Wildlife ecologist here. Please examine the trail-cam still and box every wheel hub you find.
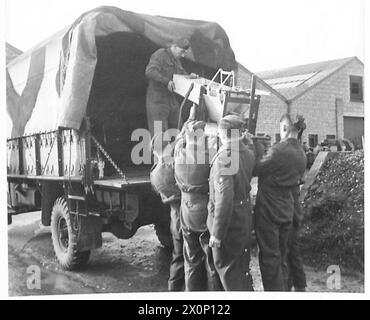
[57,216,69,252]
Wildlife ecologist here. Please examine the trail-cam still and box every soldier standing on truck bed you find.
[201,114,255,291]
[145,38,190,136]
[253,113,307,291]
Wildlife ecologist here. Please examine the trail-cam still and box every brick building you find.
[235,57,364,148]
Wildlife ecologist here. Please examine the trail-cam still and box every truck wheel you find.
[51,197,90,270]
[154,221,173,249]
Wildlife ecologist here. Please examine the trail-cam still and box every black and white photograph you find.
[1,0,367,300]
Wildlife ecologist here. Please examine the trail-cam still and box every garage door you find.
[343,116,364,149]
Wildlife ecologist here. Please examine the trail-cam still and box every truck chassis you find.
[7,124,170,270]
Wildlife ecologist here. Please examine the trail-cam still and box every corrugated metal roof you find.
[236,61,289,104]
[256,57,363,101]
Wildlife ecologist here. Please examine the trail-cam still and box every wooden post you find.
[84,117,93,191]
[254,95,261,133]
[35,134,41,175]
[18,137,24,175]
[335,98,344,140]
[57,129,64,176]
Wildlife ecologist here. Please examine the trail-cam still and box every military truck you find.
[6,6,238,270]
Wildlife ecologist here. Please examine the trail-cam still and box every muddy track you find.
[8,211,363,296]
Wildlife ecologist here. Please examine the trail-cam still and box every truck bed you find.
[8,167,152,189]
[93,167,151,189]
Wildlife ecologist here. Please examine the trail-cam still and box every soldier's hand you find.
[242,131,254,144]
[189,121,206,132]
[209,236,221,248]
[167,80,176,92]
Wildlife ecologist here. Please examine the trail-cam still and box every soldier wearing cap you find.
[253,113,307,291]
[145,38,190,135]
[200,114,255,291]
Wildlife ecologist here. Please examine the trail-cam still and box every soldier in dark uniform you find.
[145,38,190,136]
[201,114,255,291]
[285,118,308,291]
[287,184,307,291]
[253,113,307,291]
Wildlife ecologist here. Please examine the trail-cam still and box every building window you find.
[256,133,265,137]
[350,75,363,102]
[309,134,318,148]
[275,133,281,142]
[326,134,335,140]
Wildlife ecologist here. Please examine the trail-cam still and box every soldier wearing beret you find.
[201,114,255,291]
[145,38,190,136]
[253,113,307,291]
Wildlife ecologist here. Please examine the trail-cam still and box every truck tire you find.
[154,221,173,249]
[51,197,90,270]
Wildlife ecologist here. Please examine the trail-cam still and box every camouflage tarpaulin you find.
[6,6,235,138]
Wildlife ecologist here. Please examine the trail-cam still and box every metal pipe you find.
[177,83,194,130]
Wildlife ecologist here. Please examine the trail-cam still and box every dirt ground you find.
[8,211,364,296]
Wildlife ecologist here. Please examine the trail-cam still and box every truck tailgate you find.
[93,167,151,189]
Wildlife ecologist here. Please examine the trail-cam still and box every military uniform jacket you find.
[207,139,255,248]
[174,128,210,233]
[253,137,307,224]
[145,48,187,111]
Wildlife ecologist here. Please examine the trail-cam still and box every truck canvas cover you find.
[6,6,236,139]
